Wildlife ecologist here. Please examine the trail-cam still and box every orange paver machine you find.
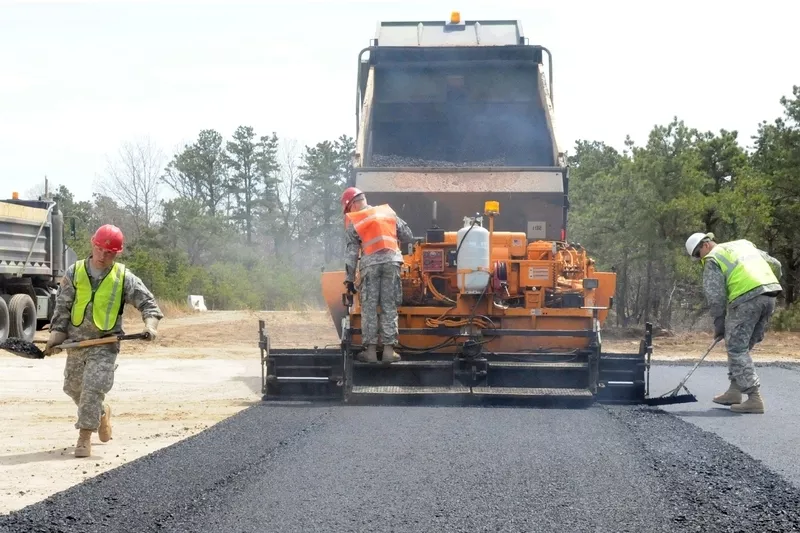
[258,13,653,405]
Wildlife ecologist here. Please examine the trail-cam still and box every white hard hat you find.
[685,232,714,258]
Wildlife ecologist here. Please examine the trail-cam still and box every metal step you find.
[353,360,452,368]
[349,385,593,399]
[267,375,339,383]
[471,387,593,398]
[351,385,470,394]
[488,361,588,370]
[353,360,587,369]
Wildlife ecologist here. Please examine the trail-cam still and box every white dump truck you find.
[0,193,77,342]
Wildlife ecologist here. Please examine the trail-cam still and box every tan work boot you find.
[75,429,92,458]
[712,380,742,406]
[731,387,765,414]
[99,404,112,442]
[382,344,400,364]
[356,344,378,363]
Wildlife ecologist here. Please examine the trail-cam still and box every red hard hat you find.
[91,224,124,253]
[341,187,364,213]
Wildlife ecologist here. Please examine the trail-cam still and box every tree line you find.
[30,84,800,331]
[567,85,800,331]
[40,126,354,311]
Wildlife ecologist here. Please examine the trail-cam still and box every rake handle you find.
[56,332,150,350]
[670,337,721,393]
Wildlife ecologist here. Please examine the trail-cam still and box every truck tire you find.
[9,293,37,342]
[0,297,9,342]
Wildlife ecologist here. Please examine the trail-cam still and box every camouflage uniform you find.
[50,258,163,430]
[345,215,414,346]
[703,248,782,391]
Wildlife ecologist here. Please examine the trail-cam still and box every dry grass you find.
[122,299,197,322]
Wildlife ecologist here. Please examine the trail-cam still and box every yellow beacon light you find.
[450,11,461,24]
[484,201,499,215]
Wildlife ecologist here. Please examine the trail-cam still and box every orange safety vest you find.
[345,204,400,255]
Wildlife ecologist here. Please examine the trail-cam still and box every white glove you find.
[144,317,159,341]
[44,330,68,356]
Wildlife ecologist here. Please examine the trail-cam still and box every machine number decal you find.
[527,221,547,239]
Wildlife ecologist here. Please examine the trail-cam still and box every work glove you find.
[713,316,725,342]
[344,280,357,294]
[43,330,68,356]
[143,317,159,341]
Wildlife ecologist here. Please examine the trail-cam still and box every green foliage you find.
[569,88,800,331]
[52,128,355,312]
[49,84,800,326]
[771,303,800,332]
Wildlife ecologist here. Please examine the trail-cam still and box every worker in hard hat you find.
[43,224,163,457]
[341,187,415,363]
[685,232,782,414]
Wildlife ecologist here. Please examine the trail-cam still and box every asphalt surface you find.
[2,364,800,533]
[650,363,800,488]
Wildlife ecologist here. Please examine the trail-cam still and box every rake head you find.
[643,392,698,406]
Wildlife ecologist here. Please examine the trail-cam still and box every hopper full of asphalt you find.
[370,154,507,167]
[2,402,800,533]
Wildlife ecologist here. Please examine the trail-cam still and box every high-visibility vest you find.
[703,240,780,303]
[345,204,400,255]
[71,259,127,331]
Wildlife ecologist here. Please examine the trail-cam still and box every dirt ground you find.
[0,308,798,515]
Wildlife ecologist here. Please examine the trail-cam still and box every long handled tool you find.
[0,332,151,359]
[644,337,721,406]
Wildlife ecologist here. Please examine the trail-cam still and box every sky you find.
[0,0,798,202]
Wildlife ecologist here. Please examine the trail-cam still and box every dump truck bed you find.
[0,200,61,279]
[353,19,564,238]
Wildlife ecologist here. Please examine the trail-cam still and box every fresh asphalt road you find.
[649,362,800,487]
[2,362,800,533]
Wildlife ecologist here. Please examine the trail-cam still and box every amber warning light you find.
[450,11,460,24]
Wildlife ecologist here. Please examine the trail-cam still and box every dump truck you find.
[0,192,76,342]
[258,14,654,405]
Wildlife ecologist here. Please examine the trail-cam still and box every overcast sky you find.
[1,0,797,202]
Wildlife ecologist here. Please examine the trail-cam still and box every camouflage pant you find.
[63,345,118,431]
[359,262,402,346]
[725,294,776,391]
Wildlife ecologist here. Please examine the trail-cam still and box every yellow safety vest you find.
[703,240,779,303]
[71,259,127,331]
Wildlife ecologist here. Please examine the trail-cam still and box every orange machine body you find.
[322,223,616,354]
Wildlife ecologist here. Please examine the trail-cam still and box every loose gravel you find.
[604,405,800,532]
[371,154,507,167]
[2,403,799,533]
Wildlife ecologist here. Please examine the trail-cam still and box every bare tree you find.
[22,176,57,201]
[97,137,165,237]
[273,138,304,258]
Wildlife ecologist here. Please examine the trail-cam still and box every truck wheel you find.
[9,294,37,342]
[0,297,9,342]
